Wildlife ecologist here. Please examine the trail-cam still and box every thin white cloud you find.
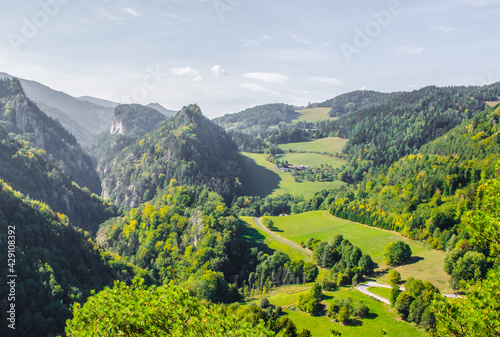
[170,67,203,82]
[244,72,289,84]
[289,33,310,44]
[310,77,342,85]
[288,89,310,95]
[463,0,499,6]
[239,83,278,96]
[211,65,228,76]
[95,7,120,20]
[429,26,456,33]
[123,7,141,17]
[397,45,424,55]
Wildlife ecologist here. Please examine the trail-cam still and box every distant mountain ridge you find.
[147,102,176,116]
[0,72,176,147]
[78,95,120,108]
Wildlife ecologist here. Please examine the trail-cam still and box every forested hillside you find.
[317,90,397,117]
[0,180,134,336]
[100,104,243,208]
[0,128,117,232]
[98,182,244,302]
[262,84,500,182]
[0,78,102,194]
[432,167,500,335]
[325,105,500,242]
[91,103,170,177]
[214,103,298,135]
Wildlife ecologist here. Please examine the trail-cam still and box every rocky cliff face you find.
[99,105,243,209]
[110,104,168,137]
[110,119,124,135]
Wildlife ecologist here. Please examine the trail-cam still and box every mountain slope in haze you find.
[213,103,298,135]
[317,90,399,117]
[0,72,114,146]
[147,102,176,117]
[100,104,243,208]
[0,78,102,194]
[78,95,120,108]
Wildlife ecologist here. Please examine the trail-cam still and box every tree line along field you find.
[245,285,425,337]
[260,211,451,293]
[240,152,345,199]
[278,137,349,155]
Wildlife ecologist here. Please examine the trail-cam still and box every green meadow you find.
[239,216,312,262]
[293,107,334,123]
[240,152,344,199]
[247,285,424,337]
[367,287,392,300]
[264,211,451,293]
[278,152,345,168]
[278,137,349,155]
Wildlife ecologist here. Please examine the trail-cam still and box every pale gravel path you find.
[253,218,312,256]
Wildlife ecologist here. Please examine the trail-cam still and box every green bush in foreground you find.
[65,279,277,336]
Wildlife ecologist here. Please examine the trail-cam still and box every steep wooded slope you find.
[101,105,243,208]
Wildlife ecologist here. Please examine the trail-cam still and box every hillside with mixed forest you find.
[0,78,102,193]
[99,104,244,208]
[0,179,133,336]
[1,74,500,336]
[317,90,398,117]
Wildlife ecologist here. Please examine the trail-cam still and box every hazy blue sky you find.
[1,0,499,117]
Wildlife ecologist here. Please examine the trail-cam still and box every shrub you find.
[388,270,401,286]
[384,241,412,266]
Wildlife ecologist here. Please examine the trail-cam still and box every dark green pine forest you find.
[1,76,500,336]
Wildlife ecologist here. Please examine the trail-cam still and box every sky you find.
[0,0,499,118]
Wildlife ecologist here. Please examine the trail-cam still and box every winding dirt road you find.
[253,218,461,302]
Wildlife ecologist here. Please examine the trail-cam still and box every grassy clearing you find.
[247,286,424,337]
[293,107,334,123]
[278,152,345,168]
[368,287,392,300]
[240,152,345,199]
[239,216,312,262]
[278,137,348,155]
[266,211,452,293]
